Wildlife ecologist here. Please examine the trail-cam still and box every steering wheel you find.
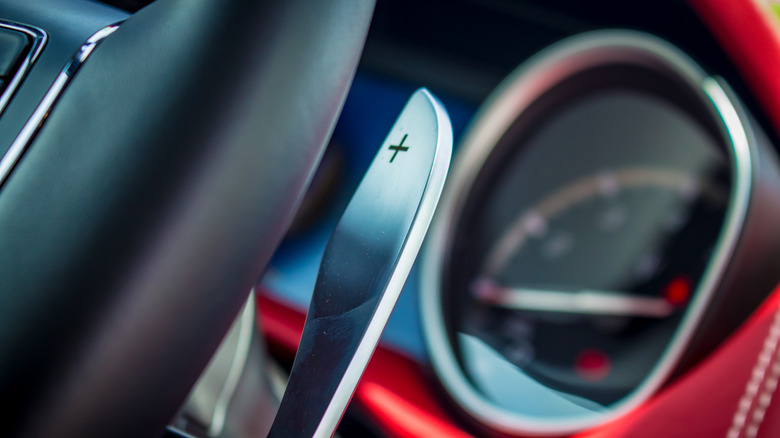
[0,0,375,437]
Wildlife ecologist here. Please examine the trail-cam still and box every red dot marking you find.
[575,349,611,381]
[664,275,691,306]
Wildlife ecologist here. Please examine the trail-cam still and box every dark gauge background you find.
[442,66,731,412]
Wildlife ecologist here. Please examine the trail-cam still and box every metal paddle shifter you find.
[267,89,453,437]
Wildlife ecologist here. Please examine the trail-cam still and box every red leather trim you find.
[256,294,304,360]
[577,286,780,438]
[354,348,474,438]
[687,0,780,133]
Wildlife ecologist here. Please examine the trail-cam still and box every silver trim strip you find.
[0,24,119,189]
[0,21,46,117]
[420,30,754,435]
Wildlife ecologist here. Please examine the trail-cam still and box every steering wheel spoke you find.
[0,1,374,437]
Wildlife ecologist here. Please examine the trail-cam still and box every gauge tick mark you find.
[389,134,410,163]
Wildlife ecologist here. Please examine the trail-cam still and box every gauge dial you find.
[421,31,753,436]
[443,87,731,416]
[464,167,727,405]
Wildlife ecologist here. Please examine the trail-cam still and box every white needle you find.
[473,279,677,318]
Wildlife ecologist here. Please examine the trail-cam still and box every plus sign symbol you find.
[388,133,410,163]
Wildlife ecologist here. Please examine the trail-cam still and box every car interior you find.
[2,0,780,437]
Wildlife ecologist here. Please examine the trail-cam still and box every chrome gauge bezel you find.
[420,30,754,435]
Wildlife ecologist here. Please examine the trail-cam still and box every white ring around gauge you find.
[420,29,754,435]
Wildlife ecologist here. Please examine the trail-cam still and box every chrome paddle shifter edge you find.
[267,88,453,438]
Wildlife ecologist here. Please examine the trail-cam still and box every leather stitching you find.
[745,319,780,438]
[727,305,780,438]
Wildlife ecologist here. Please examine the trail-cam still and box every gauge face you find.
[463,166,727,407]
[447,88,730,414]
[422,33,743,435]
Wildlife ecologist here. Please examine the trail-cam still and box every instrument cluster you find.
[420,31,780,435]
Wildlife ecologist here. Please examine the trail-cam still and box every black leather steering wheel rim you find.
[0,1,374,437]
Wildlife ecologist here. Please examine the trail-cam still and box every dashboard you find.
[1,0,780,437]
[260,0,780,436]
